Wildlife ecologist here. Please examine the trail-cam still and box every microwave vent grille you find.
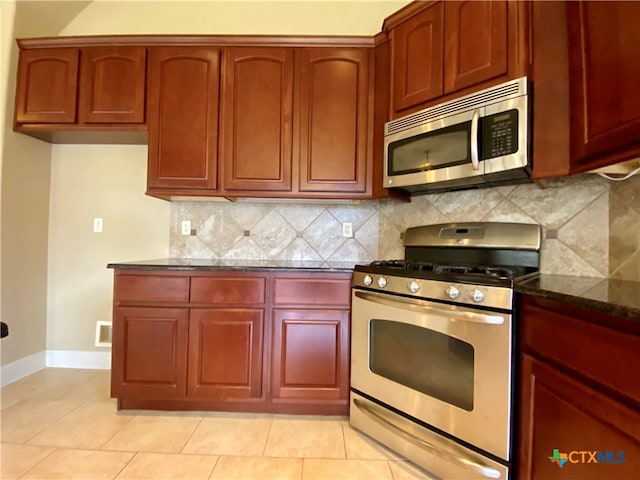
[385,77,526,136]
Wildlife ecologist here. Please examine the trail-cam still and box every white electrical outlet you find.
[342,222,353,238]
[181,220,191,235]
[93,217,103,233]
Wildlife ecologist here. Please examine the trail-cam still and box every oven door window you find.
[387,122,471,175]
[369,319,474,411]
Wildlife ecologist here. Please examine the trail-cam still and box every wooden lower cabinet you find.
[188,308,264,400]
[111,306,189,399]
[271,309,349,403]
[517,295,640,479]
[518,354,640,480]
[110,269,351,414]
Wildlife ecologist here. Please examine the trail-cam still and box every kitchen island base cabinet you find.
[110,269,351,415]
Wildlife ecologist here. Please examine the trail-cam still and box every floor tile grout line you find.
[178,412,208,454]
[11,444,58,480]
[340,418,349,460]
[110,450,138,480]
[260,414,275,457]
[206,454,221,480]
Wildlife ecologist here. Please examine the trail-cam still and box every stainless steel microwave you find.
[384,77,531,194]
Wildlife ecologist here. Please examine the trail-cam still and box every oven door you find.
[350,288,513,461]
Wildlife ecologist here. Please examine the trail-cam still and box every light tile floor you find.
[1,368,432,479]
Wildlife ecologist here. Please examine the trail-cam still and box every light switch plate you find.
[93,218,103,233]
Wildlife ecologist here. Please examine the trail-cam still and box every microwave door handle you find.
[471,109,480,170]
[354,291,504,325]
[353,398,502,479]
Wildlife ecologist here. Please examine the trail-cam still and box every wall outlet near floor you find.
[181,220,191,235]
[342,222,353,238]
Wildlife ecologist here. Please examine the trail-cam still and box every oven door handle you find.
[353,398,502,479]
[354,291,504,325]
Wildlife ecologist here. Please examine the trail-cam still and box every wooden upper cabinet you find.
[15,48,79,124]
[298,48,371,193]
[220,47,294,192]
[146,47,220,192]
[15,46,146,126]
[566,1,640,170]
[443,0,508,94]
[386,0,526,118]
[78,46,146,124]
[390,2,444,112]
[531,1,640,178]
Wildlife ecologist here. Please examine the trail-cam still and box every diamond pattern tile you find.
[169,173,639,280]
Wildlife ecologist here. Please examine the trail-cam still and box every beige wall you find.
[1,1,93,368]
[1,1,52,366]
[47,145,169,351]
[61,0,409,36]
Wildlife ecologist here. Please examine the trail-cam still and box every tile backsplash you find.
[170,173,639,280]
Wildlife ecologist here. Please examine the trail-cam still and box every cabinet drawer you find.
[190,276,266,304]
[114,274,189,303]
[273,277,351,306]
[520,299,640,405]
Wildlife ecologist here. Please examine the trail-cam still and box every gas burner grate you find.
[365,260,530,280]
[432,264,528,279]
[369,260,407,268]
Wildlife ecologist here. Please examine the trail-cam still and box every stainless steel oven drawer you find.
[350,392,508,480]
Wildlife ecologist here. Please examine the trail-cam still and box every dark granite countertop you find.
[516,274,640,322]
[107,258,356,273]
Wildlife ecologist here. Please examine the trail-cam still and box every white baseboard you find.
[46,350,111,370]
[1,350,111,386]
[1,351,46,386]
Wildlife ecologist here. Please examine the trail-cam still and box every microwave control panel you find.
[480,109,519,160]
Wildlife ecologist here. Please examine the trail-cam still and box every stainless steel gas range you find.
[350,222,542,480]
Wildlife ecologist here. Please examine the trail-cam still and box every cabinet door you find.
[78,46,146,124]
[220,47,294,192]
[271,309,349,401]
[298,48,371,193]
[518,354,640,479]
[444,0,508,94]
[111,307,188,398]
[567,1,640,169]
[390,2,444,113]
[188,308,264,399]
[15,48,78,124]
[147,47,220,191]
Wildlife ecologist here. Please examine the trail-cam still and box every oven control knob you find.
[363,274,373,286]
[471,288,485,303]
[445,285,460,299]
[377,276,388,288]
[408,281,420,293]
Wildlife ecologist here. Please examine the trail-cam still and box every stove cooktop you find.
[356,260,537,287]
[369,260,532,279]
